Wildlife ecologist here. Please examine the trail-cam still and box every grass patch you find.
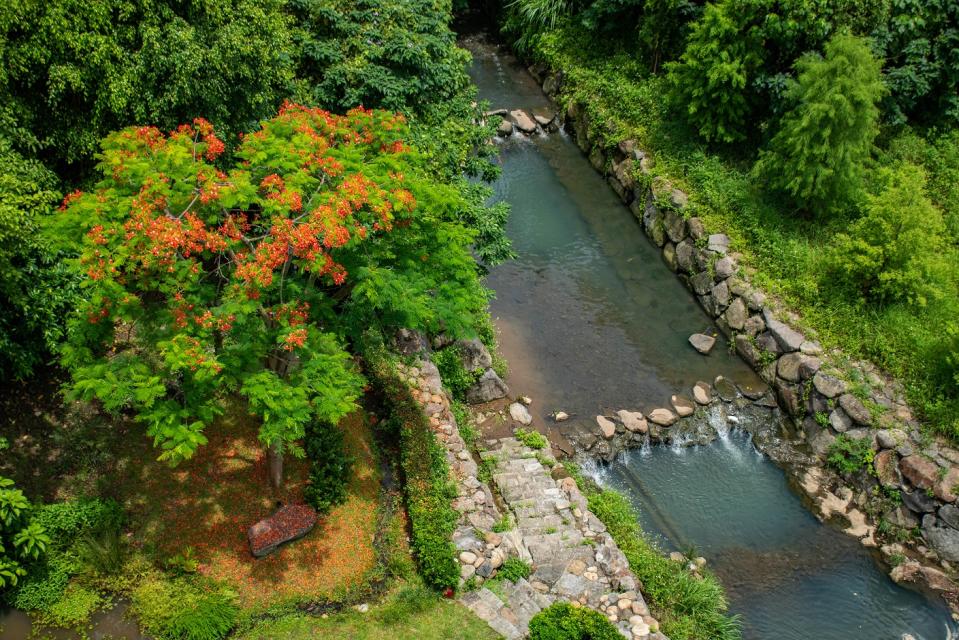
[112,407,380,610]
[527,25,959,441]
[514,428,548,450]
[565,464,740,640]
[237,583,499,640]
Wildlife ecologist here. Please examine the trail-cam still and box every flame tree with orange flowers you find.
[52,103,488,490]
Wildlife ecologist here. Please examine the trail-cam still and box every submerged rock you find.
[713,376,738,402]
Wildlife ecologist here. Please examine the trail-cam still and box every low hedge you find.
[528,602,622,640]
[362,338,459,591]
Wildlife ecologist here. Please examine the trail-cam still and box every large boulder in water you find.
[248,504,318,558]
[466,368,509,404]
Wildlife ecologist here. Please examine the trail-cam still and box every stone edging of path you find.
[492,49,959,611]
[395,356,667,640]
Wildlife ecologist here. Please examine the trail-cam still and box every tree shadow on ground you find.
[1,372,382,610]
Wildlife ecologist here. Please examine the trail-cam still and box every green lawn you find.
[239,585,499,640]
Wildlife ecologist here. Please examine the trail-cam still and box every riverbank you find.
[460,30,959,625]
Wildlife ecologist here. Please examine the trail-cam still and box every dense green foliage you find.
[507,0,957,129]
[828,163,947,306]
[303,421,354,514]
[1,0,511,386]
[665,2,762,143]
[0,0,296,174]
[0,477,49,591]
[755,34,885,214]
[0,140,77,379]
[363,339,459,591]
[8,498,121,611]
[130,575,239,640]
[527,601,624,640]
[290,0,471,114]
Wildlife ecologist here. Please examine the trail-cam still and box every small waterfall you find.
[580,457,610,487]
[670,433,692,453]
[639,434,652,457]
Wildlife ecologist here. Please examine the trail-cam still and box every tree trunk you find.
[267,441,284,491]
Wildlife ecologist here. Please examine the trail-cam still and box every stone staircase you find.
[459,438,667,640]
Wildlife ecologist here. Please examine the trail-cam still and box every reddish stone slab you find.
[248,503,318,558]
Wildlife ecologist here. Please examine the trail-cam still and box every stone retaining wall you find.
[519,59,959,611]
[394,353,667,639]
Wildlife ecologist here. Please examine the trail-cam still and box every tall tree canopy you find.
[0,139,77,379]
[754,33,885,214]
[53,105,488,487]
[0,0,295,174]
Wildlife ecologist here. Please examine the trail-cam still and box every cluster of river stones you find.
[487,108,559,138]
[393,347,668,640]
[509,57,959,610]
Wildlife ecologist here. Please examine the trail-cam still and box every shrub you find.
[515,428,548,450]
[303,421,353,515]
[130,576,238,640]
[827,163,948,307]
[754,34,885,215]
[433,346,479,400]
[37,583,103,629]
[496,558,532,582]
[528,602,623,640]
[0,476,50,593]
[362,338,459,591]
[10,498,122,610]
[827,434,876,475]
[666,1,764,144]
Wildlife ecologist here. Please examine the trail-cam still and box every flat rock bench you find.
[248,503,318,558]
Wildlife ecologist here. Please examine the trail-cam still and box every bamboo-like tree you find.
[755,33,885,215]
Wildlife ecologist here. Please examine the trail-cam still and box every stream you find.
[466,35,958,640]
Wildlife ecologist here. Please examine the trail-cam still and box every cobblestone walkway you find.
[398,358,665,639]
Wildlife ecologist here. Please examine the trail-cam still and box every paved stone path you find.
[398,358,666,639]
[460,438,666,639]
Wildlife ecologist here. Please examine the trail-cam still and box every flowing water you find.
[596,433,955,640]
[465,36,958,640]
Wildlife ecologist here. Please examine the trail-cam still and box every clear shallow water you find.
[466,36,958,640]
[482,118,761,426]
[594,433,957,640]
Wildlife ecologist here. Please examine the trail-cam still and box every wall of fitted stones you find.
[526,64,959,579]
